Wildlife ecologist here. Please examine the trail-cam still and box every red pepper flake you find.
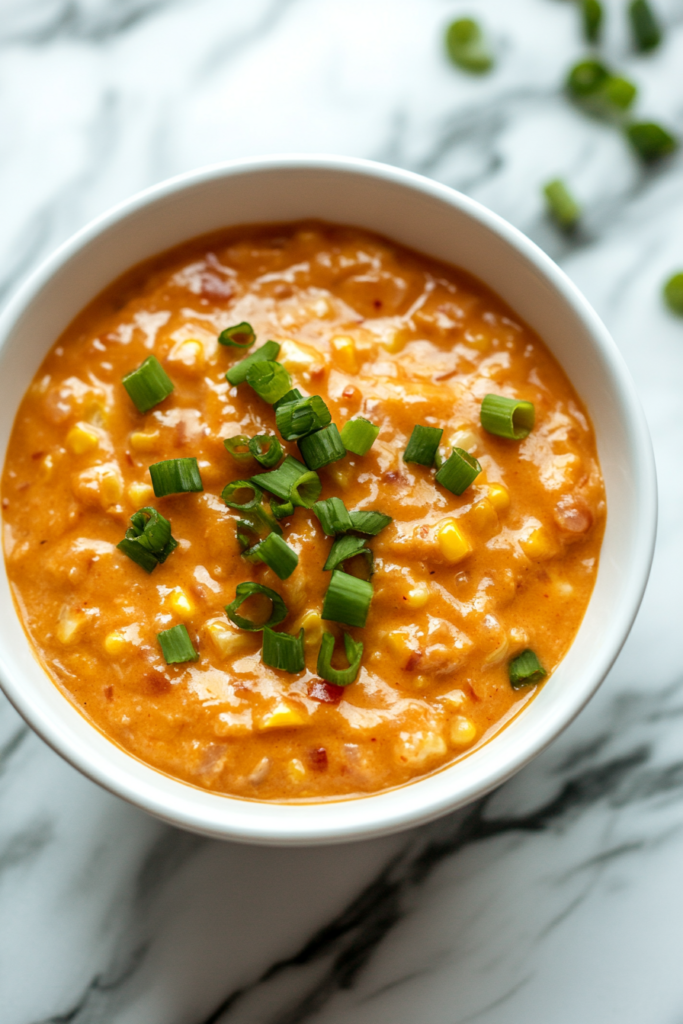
[308,680,345,704]
[308,747,328,770]
[104,685,114,702]
[30,451,45,460]
[404,650,423,672]
[147,671,172,695]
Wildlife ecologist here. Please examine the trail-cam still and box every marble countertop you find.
[1,0,682,1021]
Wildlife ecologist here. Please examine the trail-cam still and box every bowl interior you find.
[0,158,655,844]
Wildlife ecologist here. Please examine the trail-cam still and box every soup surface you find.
[2,222,605,800]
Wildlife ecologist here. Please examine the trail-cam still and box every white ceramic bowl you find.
[0,156,656,845]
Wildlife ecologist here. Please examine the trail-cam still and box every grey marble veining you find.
[1,1,682,1022]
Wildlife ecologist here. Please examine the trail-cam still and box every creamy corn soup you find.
[2,222,605,800]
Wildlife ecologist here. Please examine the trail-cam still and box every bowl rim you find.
[0,154,657,844]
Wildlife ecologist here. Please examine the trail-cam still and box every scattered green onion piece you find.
[276,395,331,440]
[149,457,203,497]
[224,435,254,466]
[248,434,283,468]
[122,355,174,414]
[581,0,603,44]
[313,497,353,536]
[602,75,637,112]
[340,417,380,456]
[252,455,309,500]
[543,179,581,231]
[445,18,494,74]
[626,122,677,162]
[628,0,661,52]
[348,510,392,536]
[116,539,160,573]
[246,360,292,405]
[247,532,299,580]
[663,272,683,315]
[509,649,547,689]
[225,581,288,631]
[480,394,535,440]
[262,626,305,674]
[217,321,256,349]
[221,479,264,511]
[238,504,283,537]
[158,624,198,664]
[435,447,482,496]
[236,518,262,554]
[403,424,443,467]
[566,59,608,98]
[323,534,373,576]
[273,387,303,410]
[317,631,364,687]
[271,498,295,520]
[322,569,373,628]
[226,340,280,387]
[290,470,322,509]
[298,424,346,470]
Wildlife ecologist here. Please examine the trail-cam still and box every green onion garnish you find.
[313,497,353,536]
[224,435,253,466]
[246,360,292,405]
[116,506,178,573]
[158,624,198,665]
[248,434,283,468]
[317,631,364,687]
[252,455,309,500]
[247,533,299,580]
[271,498,295,520]
[543,179,581,231]
[566,59,608,98]
[273,387,303,410]
[237,503,282,538]
[298,424,346,470]
[221,479,264,511]
[290,470,322,508]
[225,581,288,631]
[226,340,280,386]
[509,649,547,689]
[626,122,677,163]
[348,510,392,535]
[262,626,305,674]
[322,569,373,628]
[602,76,637,112]
[149,457,203,497]
[403,424,443,467]
[323,534,373,576]
[445,18,494,74]
[218,321,256,349]
[480,394,535,440]
[582,0,602,43]
[664,272,683,315]
[628,0,661,52]
[340,417,380,456]
[122,355,174,414]
[276,395,331,440]
[435,447,482,496]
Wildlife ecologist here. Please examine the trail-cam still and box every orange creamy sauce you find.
[2,222,605,801]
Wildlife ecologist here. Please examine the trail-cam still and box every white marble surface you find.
[1,0,682,1021]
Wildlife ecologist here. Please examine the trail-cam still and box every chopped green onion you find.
[225,581,288,631]
[509,649,547,689]
[246,360,292,405]
[236,518,263,554]
[403,424,443,467]
[543,179,581,230]
[116,538,160,573]
[313,497,353,536]
[298,424,346,470]
[238,503,282,537]
[149,457,203,496]
[323,534,373,576]
[221,479,264,511]
[480,394,535,440]
[317,631,364,687]
[628,0,661,52]
[218,321,256,349]
[566,59,608,98]
[581,0,603,44]
[158,624,198,664]
[252,455,309,500]
[348,510,392,535]
[224,435,253,465]
[122,355,174,414]
[435,447,482,496]
[276,395,331,440]
[117,506,178,572]
[626,122,677,162]
[322,569,373,628]
[290,470,322,508]
[664,272,683,315]
[226,340,280,386]
[249,434,283,468]
[271,498,294,520]
[567,60,637,119]
[273,388,303,410]
[262,626,305,673]
[247,532,299,580]
[340,417,379,456]
[445,18,494,74]
[602,75,637,112]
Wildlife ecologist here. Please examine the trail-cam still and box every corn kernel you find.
[258,703,307,731]
[487,484,510,511]
[381,328,408,354]
[468,499,498,534]
[328,462,352,488]
[206,621,252,658]
[301,610,322,650]
[56,610,85,645]
[450,716,477,747]
[169,588,193,618]
[287,758,307,782]
[66,422,100,455]
[128,482,154,505]
[279,339,321,376]
[385,629,414,663]
[100,469,123,508]
[168,339,204,373]
[104,630,127,656]
[436,518,473,564]
[405,584,429,609]
[331,335,358,373]
[521,526,558,561]
[130,431,160,452]
[396,730,447,766]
